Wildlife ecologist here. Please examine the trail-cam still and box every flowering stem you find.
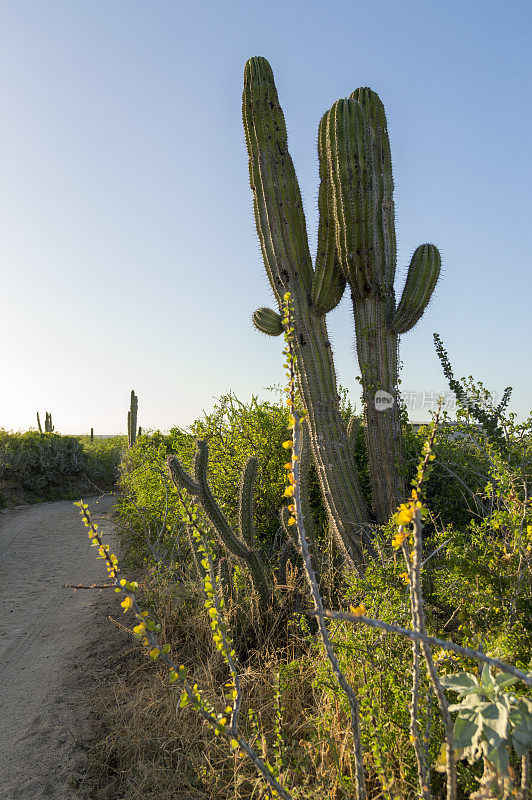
[75,500,292,800]
[282,292,367,800]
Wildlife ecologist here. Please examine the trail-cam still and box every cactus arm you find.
[252,307,284,336]
[324,93,405,521]
[311,252,346,315]
[349,87,396,292]
[168,441,270,607]
[243,56,314,302]
[238,456,258,547]
[192,440,251,558]
[36,412,42,433]
[324,98,375,295]
[312,112,346,314]
[390,244,441,334]
[167,455,201,496]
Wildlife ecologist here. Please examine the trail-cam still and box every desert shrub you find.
[78,434,126,491]
[0,430,125,506]
[84,443,531,799]
[94,384,532,800]
[0,430,86,503]
[117,392,300,570]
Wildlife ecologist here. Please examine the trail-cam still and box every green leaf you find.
[480,664,495,693]
[482,700,509,742]
[512,735,529,758]
[449,694,490,713]
[493,671,519,689]
[510,697,532,750]
[440,672,480,695]
[453,714,480,748]
[481,741,509,776]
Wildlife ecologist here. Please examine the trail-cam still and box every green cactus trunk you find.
[353,295,404,521]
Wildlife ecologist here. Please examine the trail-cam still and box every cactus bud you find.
[252,307,284,336]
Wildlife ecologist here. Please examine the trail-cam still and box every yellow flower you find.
[349,604,366,617]
[149,647,160,660]
[399,572,410,585]
[133,622,146,635]
[397,508,414,525]
[282,440,292,449]
[121,596,132,611]
[392,531,406,549]
[283,485,294,497]
[287,516,296,526]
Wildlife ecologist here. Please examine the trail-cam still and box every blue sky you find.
[1,0,530,434]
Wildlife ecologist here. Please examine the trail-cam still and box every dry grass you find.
[78,562,422,800]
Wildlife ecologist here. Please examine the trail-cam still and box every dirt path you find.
[0,495,131,799]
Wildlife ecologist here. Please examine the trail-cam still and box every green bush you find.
[0,430,125,506]
[117,392,293,569]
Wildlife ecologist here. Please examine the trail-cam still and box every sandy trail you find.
[0,495,128,799]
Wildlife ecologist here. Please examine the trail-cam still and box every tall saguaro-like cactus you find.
[244,57,440,541]
[128,390,138,448]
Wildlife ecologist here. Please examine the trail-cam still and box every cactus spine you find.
[128,390,138,448]
[244,57,440,531]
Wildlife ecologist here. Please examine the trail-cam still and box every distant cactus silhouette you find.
[128,390,138,448]
[37,411,54,433]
